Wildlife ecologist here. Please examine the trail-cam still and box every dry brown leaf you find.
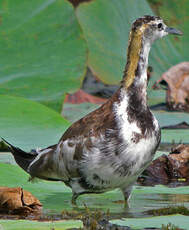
[0,187,42,215]
[65,89,107,104]
[138,144,189,186]
[169,144,189,178]
[154,62,189,112]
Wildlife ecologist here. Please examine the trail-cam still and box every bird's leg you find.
[71,193,79,206]
[121,186,133,208]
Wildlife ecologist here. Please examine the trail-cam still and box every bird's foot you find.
[121,186,133,209]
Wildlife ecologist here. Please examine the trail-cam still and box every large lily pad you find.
[0,95,70,151]
[0,219,82,230]
[153,110,189,143]
[161,129,189,144]
[0,0,87,111]
[62,102,99,123]
[148,0,188,59]
[77,0,183,87]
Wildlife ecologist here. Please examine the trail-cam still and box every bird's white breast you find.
[113,89,159,175]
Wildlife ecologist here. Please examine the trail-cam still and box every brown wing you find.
[60,90,120,142]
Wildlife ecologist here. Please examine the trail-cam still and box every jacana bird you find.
[2,15,182,205]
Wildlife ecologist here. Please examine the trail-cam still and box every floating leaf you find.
[148,0,188,59]
[62,102,99,122]
[153,110,189,143]
[0,95,70,151]
[0,0,87,111]
[161,129,189,143]
[0,219,82,230]
[0,187,42,214]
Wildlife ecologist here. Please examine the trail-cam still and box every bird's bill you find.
[165,27,183,35]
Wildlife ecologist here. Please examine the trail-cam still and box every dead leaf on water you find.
[0,187,42,215]
[153,62,189,112]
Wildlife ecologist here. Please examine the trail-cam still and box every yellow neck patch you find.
[123,24,148,89]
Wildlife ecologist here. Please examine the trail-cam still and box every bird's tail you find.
[1,138,37,172]
[1,138,63,182]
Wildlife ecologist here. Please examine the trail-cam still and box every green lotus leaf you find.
[148,0,188,59]
[153,110,189,143]
[0,219,82,230]
[0,95,70,151]
[62,102,99,123]
[0,0,87,111]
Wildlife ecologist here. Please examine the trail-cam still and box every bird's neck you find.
[121,30,151,106]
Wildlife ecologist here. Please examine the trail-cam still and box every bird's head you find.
[123,16,182,89]
[132,15,182,44]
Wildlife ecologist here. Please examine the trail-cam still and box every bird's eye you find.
[158,23,163,29]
